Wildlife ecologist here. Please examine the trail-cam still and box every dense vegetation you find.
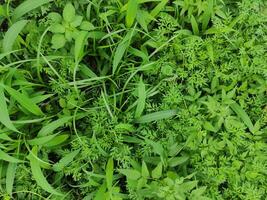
[0,0,266,199]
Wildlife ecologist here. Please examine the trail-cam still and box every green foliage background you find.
[0,0,266,199]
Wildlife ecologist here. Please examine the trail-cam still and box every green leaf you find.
[0,87,18,132]
[106,158,114,190]
[135,77,146,118]
[135,109,177,123]
[151,162,162,179]
[70,16,83,27]
[2,20,28,54]
[150,0,168,17]
[230,102,254,132]
[28,134,59,146]
[12,0,52,21]
[6,162,17,197]
[43,134,69,147]
[3,85,43,116]
[141,161,149,178]
[126,0,138,28]
[119,169,141,180]
[0,150,22,163]
[53,149,80,172]
[80,21,95,31]
[168,156,189,167]
[190,15,199,35]
[51,34,66,49]
[47,12,62,23]
[74,31,88,63]
[63,3,75,22]
[28,147,63,196]
[50,23,65,33]
[37,116,72,137]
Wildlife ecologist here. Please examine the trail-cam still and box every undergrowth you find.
[0,0,266,199]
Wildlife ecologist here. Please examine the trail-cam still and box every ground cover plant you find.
[0,0,266,199]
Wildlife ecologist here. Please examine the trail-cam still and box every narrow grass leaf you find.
[230,102,254,132]
[43,134,69,147]
[150,0,168,17]
[4,85,43,116]
[12,0,52,21]
[190,15,199,35]
[0,88,18,132]
[53,149,80,172]
[28,133,58,146]
[135,78,146,118]
[135,109,177,123]
[28,147,63,196]
[2,20,28,54]
[6,162,17,197]
[106,158,114,190]
[126,0,138,28]
[37,116,72,137]
[0,150,22,163]
[74,31,88,63]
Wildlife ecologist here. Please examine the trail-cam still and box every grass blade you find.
[12,0,52,21]
[2,20,28,54]
[6,162,17,197]
[37,116,72,137]
[191,15,199,35]
[135,77,146,118]
[135,109,177,123]
[230,102,254,132]
[28,147,63,196]
[3,85,43,116]
[106,158,114,191]
[27,134,59,146]
[0,150,23,163]
[53,149,80,172]
[0,87,18,132]
[74,31,88,64]
[126,0,138,28]
[150,0,168,18]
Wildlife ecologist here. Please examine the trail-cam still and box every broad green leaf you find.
[0,88,18,132]
[168,156,189,167]
[50,23,65,33]
[63,3,75,22]
[0,150,22,163]
[51,34,66,49]
[6,162,17,196]
[119,169,141,180]
[43,134,69,147]
[151,162,162,179]
[12,0,52,21]
[3,85,43,116]
[141,161,149,178]
[135,109,177,123]
[106,158,114,190]
[47,12,62,23]
[53,149,80,172]
[37,116,72,137]
[150,0,168,17]
[2,20,28,54]
[70,15,83,27]
[190,15,199,35]
[94,183,106,200]
[135,78,146,118]
[230,102,254,132]
[28,147,63,196]
[126,0,138,28]
[74,31,88,63]
[80,21,95,31]
[28,133,58,146]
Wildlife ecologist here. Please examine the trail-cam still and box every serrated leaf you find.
[28,147,63,196]
[2,20,28,54]
[119,169,141,180]
[0,87,18,132]
[151,162,162,179]
[3,85,43,116]
[12,0,52,21]
[53,149,80,172]
[141,161,149,178]
[135,109,177,123]
[63,3,75,22]
[37,116,72,137]
[126,0,138,28]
